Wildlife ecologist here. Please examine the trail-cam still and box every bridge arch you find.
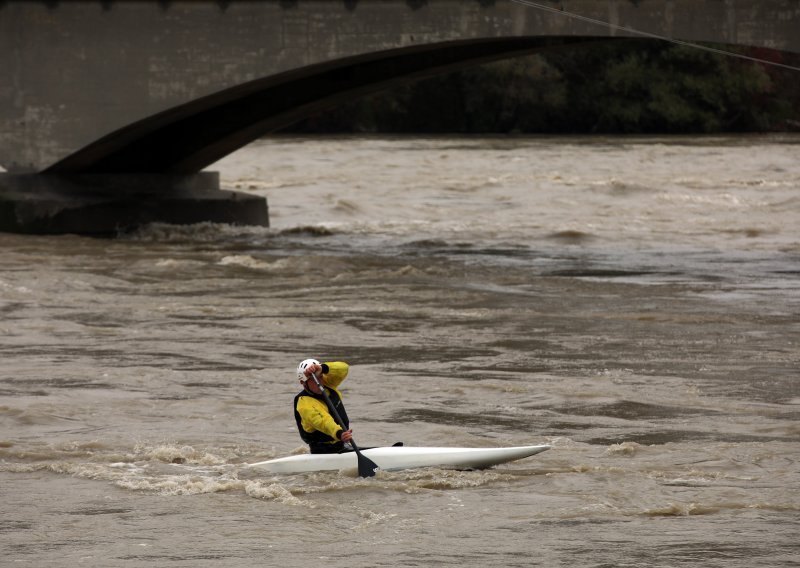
[48,36,608,174]
[1,0,797,233]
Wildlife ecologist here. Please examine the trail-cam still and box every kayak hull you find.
[246,444,550,474]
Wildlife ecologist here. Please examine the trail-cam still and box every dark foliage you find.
[286,40,800,134]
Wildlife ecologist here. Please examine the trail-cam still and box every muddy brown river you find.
[1,135,798,567]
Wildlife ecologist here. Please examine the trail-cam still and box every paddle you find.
[308,372,379,478]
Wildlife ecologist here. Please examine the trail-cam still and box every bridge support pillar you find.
[0,172,268,235]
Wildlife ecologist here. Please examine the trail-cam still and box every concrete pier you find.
[0,173,268,235]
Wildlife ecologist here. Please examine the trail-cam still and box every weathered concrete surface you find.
[0,0,797,234]
[2,0,798,173]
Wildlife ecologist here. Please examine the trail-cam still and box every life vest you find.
[293,388,350,451]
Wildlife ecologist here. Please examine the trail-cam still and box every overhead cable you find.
[509,0,800,72]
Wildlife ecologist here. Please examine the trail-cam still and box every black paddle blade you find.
[356,451,379,478]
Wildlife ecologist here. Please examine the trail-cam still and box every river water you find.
[1,135,799,567]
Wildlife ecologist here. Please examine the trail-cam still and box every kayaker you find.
[293,358,354,454]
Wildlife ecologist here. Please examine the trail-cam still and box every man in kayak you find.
[294,359,354,454]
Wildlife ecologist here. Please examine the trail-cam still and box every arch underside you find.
[47,36,622,175]
[49,34,785,175]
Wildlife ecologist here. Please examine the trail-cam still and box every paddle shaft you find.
[308,373,377,476]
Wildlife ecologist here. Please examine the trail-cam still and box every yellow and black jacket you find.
[293,361,350,454]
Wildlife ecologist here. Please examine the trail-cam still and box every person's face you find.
[304,377,323,394]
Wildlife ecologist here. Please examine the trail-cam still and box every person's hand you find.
[340,429,353,443]
[304,363,322,381]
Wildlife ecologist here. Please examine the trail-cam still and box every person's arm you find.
[321,361,349,389]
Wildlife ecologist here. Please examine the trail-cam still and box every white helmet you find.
[297,358,320,382]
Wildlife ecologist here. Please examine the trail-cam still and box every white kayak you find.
[246,444,550,474]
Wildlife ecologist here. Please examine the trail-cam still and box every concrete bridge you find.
[1,0,798,234]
